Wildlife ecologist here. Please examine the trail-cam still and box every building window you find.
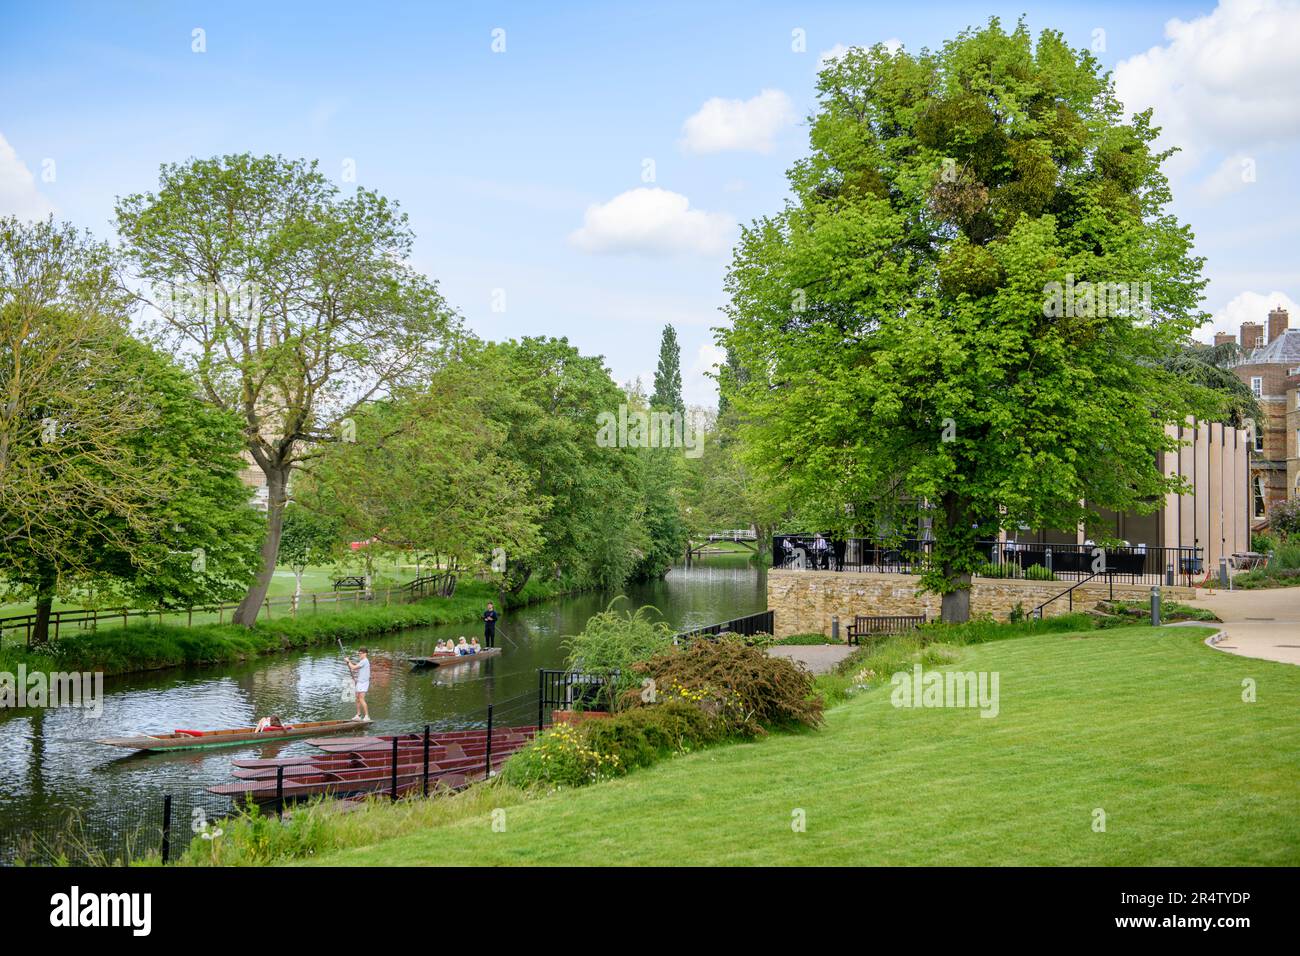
[1254,423,1265,453]
[1251,376,1263,397]
[1253,476,1266,517]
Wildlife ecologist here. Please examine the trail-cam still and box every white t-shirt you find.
[354,658,371,691]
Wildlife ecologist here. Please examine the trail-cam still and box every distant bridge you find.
[685,529,759,561]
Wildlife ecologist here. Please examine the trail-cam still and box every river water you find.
[0,559,763,862]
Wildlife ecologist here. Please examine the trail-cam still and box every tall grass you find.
[169,782,535,866]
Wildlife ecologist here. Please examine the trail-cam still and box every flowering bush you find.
[499,723,622,790]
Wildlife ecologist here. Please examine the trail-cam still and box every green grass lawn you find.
[0,560,423,639]
[305,624,1299,866]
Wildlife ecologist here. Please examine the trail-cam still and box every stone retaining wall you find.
[766,569,1197,638]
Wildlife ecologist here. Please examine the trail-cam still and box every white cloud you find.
[0,132,56,221]
[1197,153,1257,199]
[1114,0,1300,177]
[1205,289,1300,340]
[818,38,901,71]
[679,89,795,155]
[568,187,735,257]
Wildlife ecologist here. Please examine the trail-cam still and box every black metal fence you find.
[772,536,1202,586]
[675,609,775,641]
[0,707,538,867]
[537,669,612,728]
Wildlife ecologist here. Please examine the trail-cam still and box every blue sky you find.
[2,0,1297,406]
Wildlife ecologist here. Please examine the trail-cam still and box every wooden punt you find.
[409,648,502,669]
[307,729,534,754]
[209,752,515,802]
[94,718,371,752]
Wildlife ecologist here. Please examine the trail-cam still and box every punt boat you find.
[408,648,502,668]
[95,718,371,752]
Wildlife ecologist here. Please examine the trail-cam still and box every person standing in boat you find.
[346,648,371,722]
[482,602,498,648]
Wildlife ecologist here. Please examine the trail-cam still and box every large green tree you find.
[295,364,544,589]
[720,22,1221,620]
[473,337,644,592]
[0,218,261,641]
[116,154,460,626]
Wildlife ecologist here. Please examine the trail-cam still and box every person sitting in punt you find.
[254,715,286,733]
[455,637,471,655]
[434,639,452,654]
[469,638,481,654]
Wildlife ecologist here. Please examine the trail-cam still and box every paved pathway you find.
[766,644,855,674]
[1192,586,1300,666]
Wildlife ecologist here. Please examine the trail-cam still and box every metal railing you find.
[537,669,612,728]
[772,536,1202,587]
[675,609,774,642]
[0,709,538,866]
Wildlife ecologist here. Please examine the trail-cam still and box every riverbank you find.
[0,578,563,679]
[174,620,1300,866]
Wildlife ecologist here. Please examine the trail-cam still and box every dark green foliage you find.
[651,324,684,412]
[632,639,824,735]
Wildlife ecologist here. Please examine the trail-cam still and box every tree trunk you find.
[940,491,974,623]
[30,560,56,647]
[941,575,972,623]
[234,466,288,627]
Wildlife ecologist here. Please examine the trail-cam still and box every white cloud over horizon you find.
[679,89,795,154]
[1204,289,1300,341]
[568,187,736,257]
[1113,0,1300,185]
[0,132,56,221]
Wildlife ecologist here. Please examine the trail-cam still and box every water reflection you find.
[0,559,764,854]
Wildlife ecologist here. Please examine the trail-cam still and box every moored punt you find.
[94,718,371,752]
[409,647,502,669]
[209,752,516,802]
[305,725,536,753]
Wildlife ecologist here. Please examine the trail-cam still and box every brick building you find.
[1219,306,1300,525]
[1287,369,1300,503]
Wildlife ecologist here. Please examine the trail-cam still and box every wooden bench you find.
[333,576,366,591]
[846,614,926,646]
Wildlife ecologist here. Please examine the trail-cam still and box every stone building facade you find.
[1218,306,1300,524]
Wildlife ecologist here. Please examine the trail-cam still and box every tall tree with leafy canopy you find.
[116,154,460,626]
[472,337,644,592]
[720,21,1222,621]
[651,324,684,412]
[294,363,544,591]
[1157,339,1261,429]
[0,219,262,642]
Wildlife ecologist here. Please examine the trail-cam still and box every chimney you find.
[1214,332,1236,347]
[1268,306,1289,343]
[1240,321,1264,351]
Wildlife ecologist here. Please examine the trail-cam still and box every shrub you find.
[563,599,677,706]
[773,632,842,645]
[583,702,725,770]
[498,722,623,790]
[1252,532,1278,553]
[1023,563,1056,581]
[1268,498,1300,542]
[630,639,823,735]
